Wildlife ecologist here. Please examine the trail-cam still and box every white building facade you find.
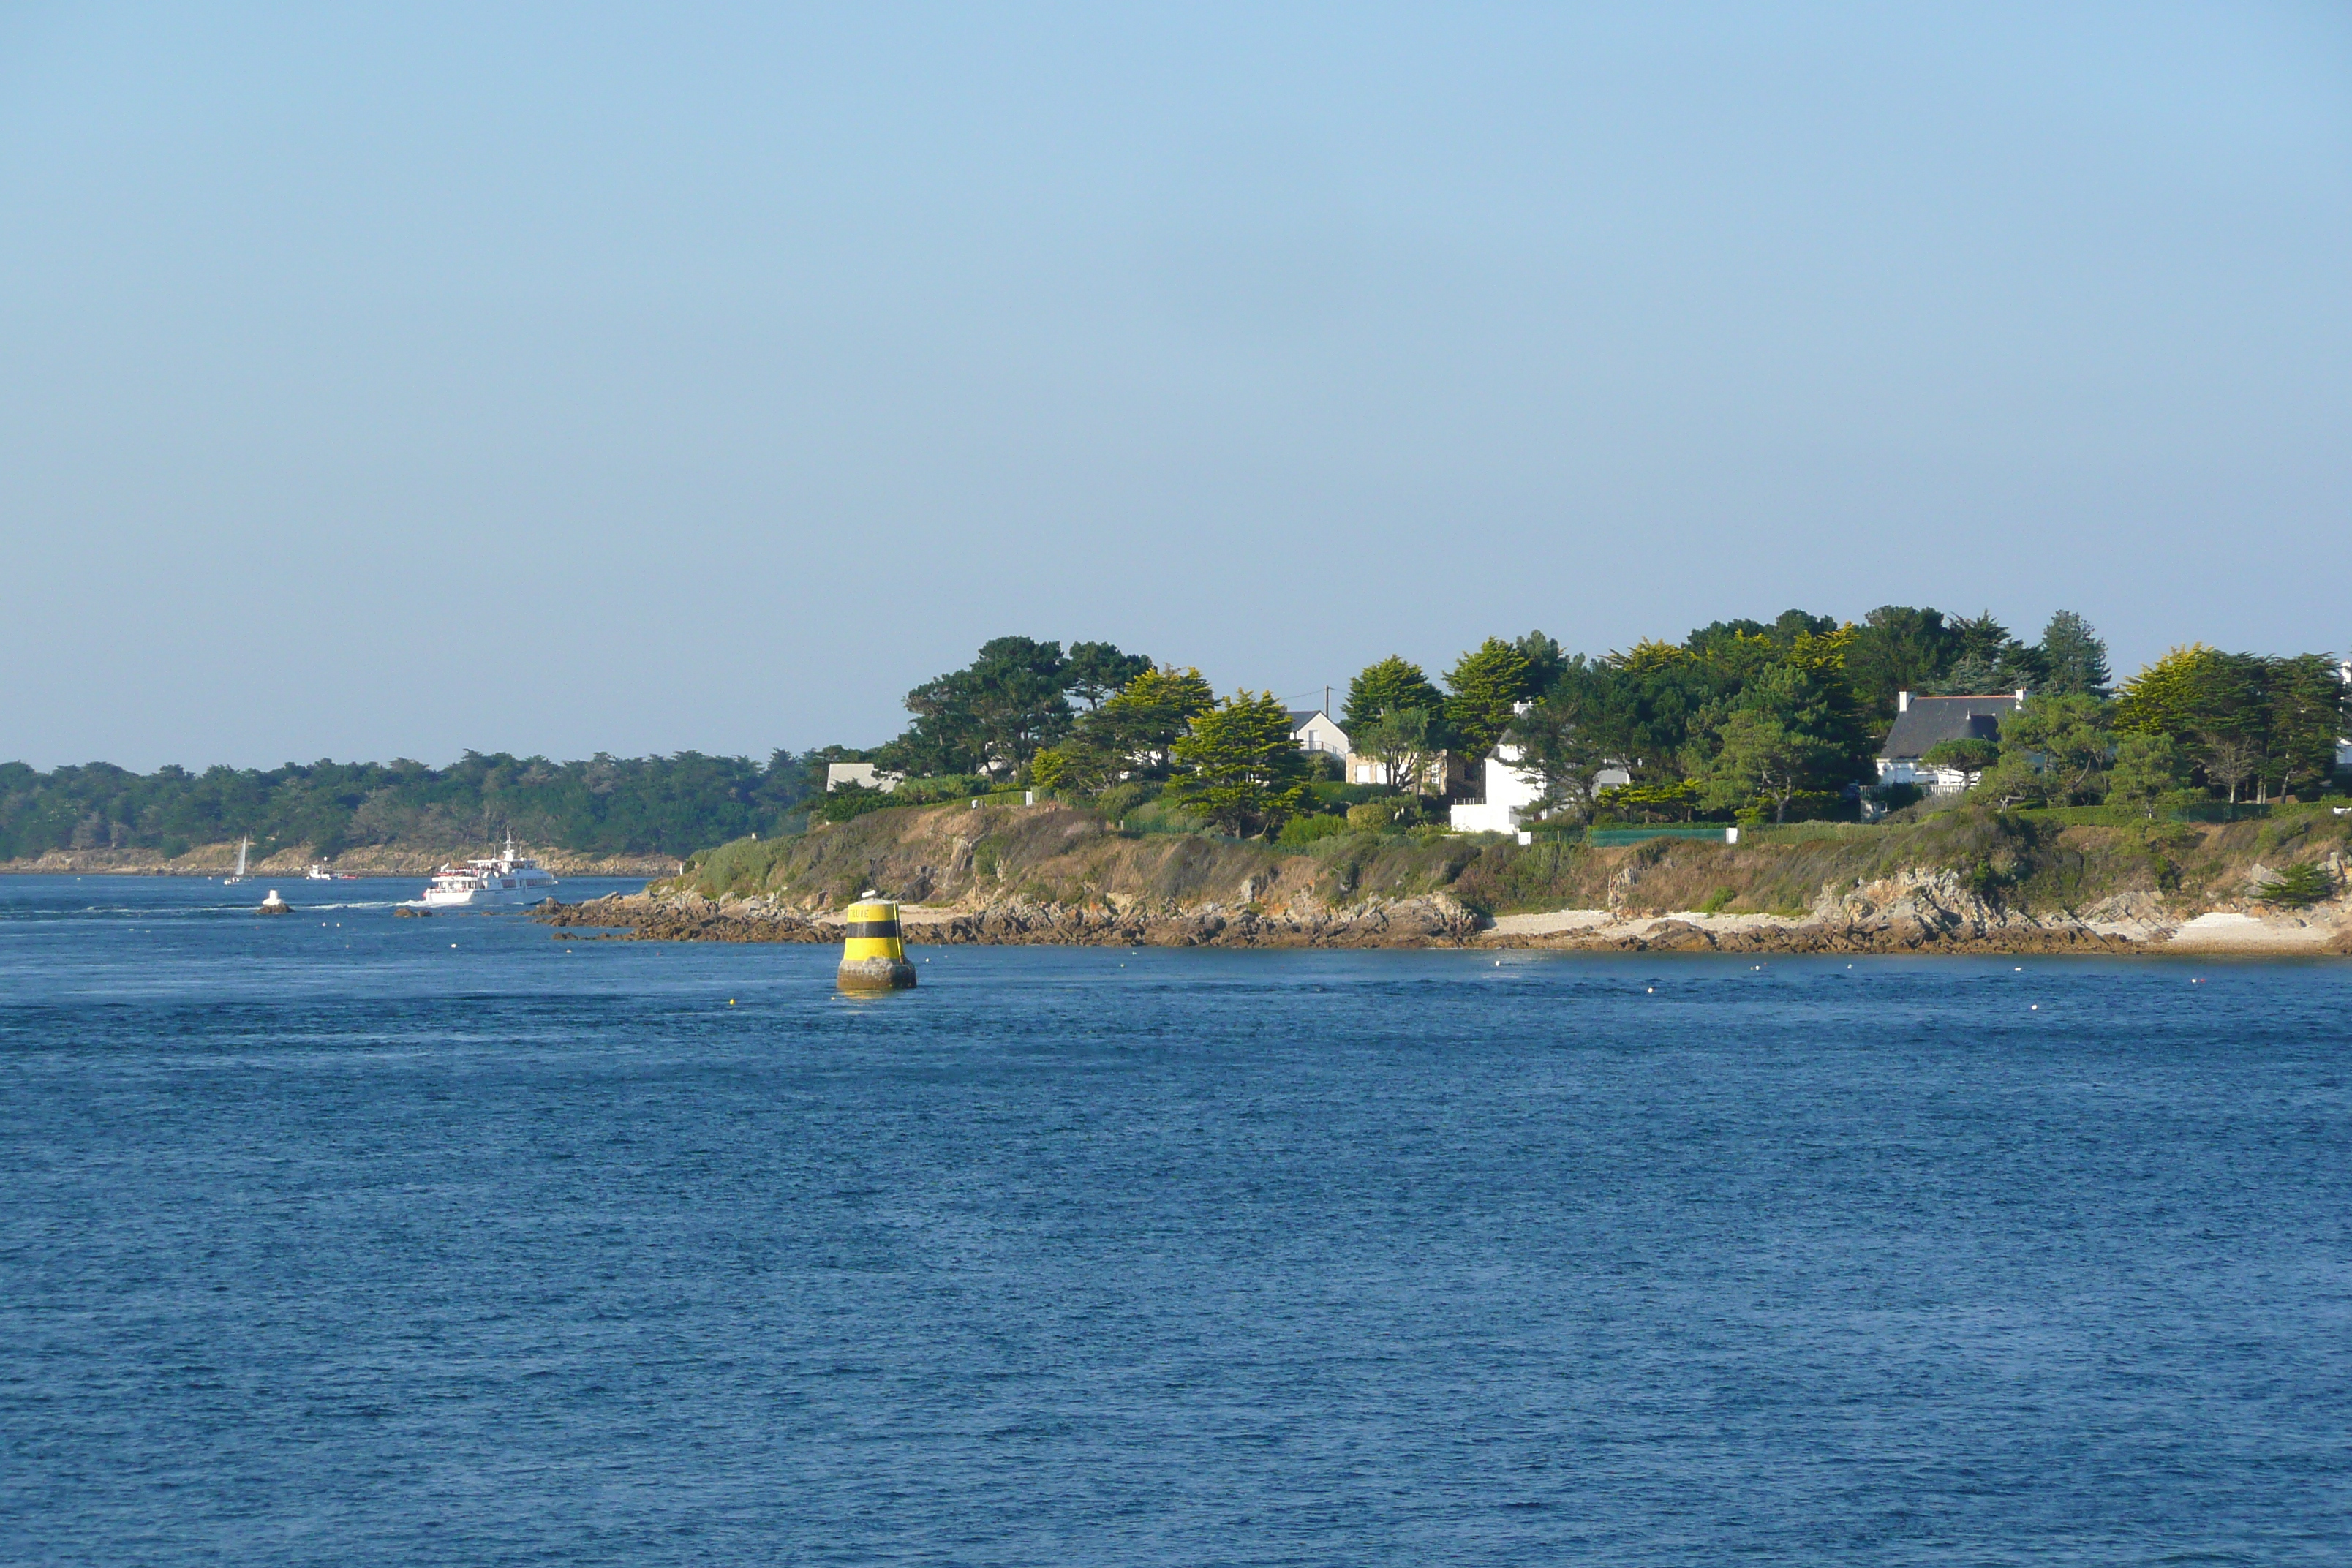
[1287,710,1352,760]
[824,762,902,793]
[1448,745,1544,834]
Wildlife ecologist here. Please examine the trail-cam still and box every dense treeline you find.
[836,608,2345,838]
[0,751,826,861]
[1501,608,2119,824]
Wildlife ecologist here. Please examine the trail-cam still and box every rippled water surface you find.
[4,874,2350,1564]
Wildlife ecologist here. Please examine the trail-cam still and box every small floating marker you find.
[2030,1003,2038,1010]
[728,999,736,1006]
[1646,987,1654,993]
[837,896,916,992]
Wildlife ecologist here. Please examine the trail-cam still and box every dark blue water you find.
[3,875,2349,1564]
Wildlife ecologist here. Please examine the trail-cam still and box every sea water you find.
[2,874,2348,1564]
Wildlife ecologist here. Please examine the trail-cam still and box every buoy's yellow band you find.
[843,900,904,962]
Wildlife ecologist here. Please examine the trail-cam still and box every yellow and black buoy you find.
[837,895,916,992]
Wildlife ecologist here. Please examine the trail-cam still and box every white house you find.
[1445,753,1629,833]
[1877,690,2026,793]
[824,762,902,793]
[1449,743,1543,834]
[2340,660,2351,772]
[1344,750,1466,792]
[1286,709,1352,760]
[1447,701,1615,833]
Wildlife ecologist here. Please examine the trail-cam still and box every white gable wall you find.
[1291,712,1352,756]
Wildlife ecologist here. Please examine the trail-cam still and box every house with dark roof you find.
[1877,689,2027,793]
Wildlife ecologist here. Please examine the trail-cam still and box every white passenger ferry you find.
[421,834,559,910]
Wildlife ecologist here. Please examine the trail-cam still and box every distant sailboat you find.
[224,837,251,886]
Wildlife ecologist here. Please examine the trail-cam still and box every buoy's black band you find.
[844,920,900,938]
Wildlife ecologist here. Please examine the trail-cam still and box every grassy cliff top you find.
[662,799,2352,920]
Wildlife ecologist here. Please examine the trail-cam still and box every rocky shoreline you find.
[536,889,1490,948]
[532,869,2352,956]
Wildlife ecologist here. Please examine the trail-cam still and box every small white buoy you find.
[2030,1003,2038,1010]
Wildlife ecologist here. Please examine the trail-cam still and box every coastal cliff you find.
[532,799,2352,955]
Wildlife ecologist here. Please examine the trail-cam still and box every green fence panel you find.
[1586,826,1734,847]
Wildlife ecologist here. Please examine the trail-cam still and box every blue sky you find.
[4,4,2347,769]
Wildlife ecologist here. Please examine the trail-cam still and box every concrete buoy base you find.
[837,956,918,992]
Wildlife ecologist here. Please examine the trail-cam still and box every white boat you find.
[421,834,559,910]
[306,863,334,881]
[223,837,251,886]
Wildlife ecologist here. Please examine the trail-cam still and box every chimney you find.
[1897,690,1910,713]
[2014,687,2027,704]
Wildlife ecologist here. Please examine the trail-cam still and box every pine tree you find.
[2261,861,2337,909]
[2105,732,2192,819]
[1441,638,1537,761]
[1167,692,1311,838]
[1343,657,1447,740]
[2037,611,2111,697]
[2113,645,2222,738]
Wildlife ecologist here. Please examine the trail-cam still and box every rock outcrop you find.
[537,888,1488,949]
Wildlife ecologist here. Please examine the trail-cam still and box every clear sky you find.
[4,3,2348,770]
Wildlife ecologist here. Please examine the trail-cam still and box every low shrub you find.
[1308,780,1396,810]
[891,774,992,806]
[1123,796,1210,836]
[811,784,900,823]
[1091,780,1162,823]
[1276,813,1352,847]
